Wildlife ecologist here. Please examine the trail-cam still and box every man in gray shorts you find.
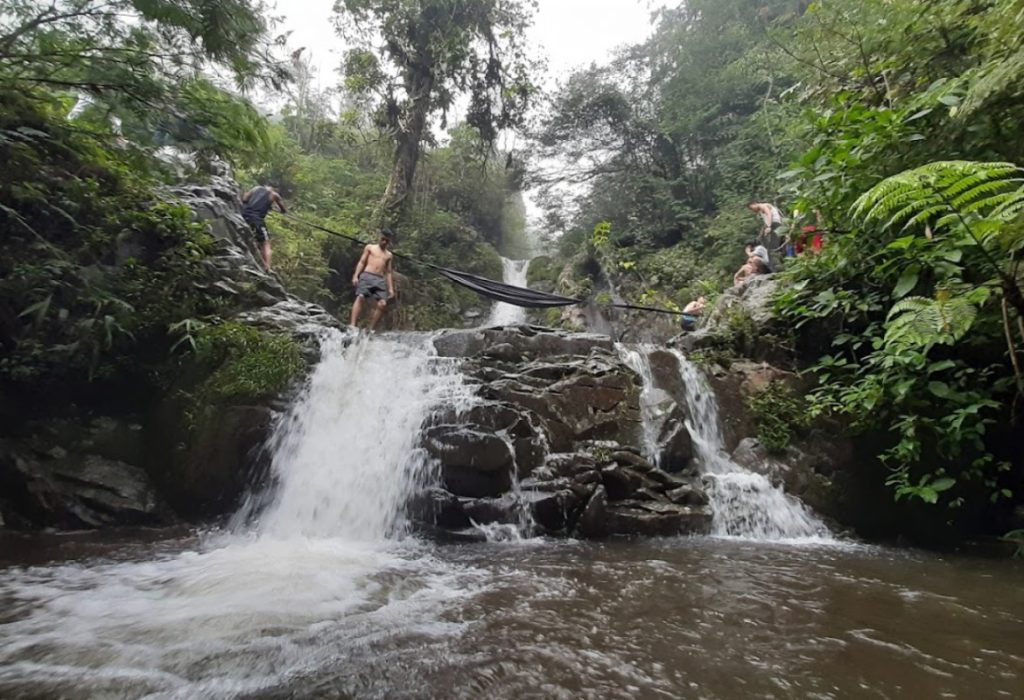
[350,228,396,331]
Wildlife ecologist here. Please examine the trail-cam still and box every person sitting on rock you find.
[681,296,707,331]
[746,241,771,269]
[733,248,771,286]
[241,184,287,271]
[350,228,396,331]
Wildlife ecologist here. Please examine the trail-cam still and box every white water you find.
[255,331,474,539]
[0,330,485,697]
[669,350,833,542]
[484,257,531,326]
[616,344,665,467]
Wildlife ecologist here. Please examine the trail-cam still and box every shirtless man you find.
[350,228,396,331]
[748,201,783,238]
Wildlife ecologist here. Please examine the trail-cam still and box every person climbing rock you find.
[350,228,396,331]
[748,200,785,252]
[681,296,707,331]
[241,184,287,271]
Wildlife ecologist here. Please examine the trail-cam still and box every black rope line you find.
[281,213,687,317]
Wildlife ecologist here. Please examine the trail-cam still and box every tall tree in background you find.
[334,0,538,225]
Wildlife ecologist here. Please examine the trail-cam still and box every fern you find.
[885,292,982,349]
[852,161,1024,237]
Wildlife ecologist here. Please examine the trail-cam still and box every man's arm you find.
[271,191,288,213]
[352,246,370,285]
[385,254,395,298]
[241,188,254,203]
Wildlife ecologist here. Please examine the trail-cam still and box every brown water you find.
[1,533,1020,699]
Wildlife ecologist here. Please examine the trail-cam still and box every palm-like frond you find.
[852,161,1024,237]
[885,294,979,348]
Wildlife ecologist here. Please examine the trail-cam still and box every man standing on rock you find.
[350,228,396,331]
[241,184,287,271]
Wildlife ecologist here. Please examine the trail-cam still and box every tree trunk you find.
[381,67,434,227]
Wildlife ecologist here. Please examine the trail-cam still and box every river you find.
[1,330,1021,699]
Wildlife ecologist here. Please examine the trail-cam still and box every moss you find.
[193,322,305,404]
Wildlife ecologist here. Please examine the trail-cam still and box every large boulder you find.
[424,425,516,497]
[0,439,172,529]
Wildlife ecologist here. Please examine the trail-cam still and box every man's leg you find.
[350,296,365,327]
[261,240,272,270]
[368,299,387,331]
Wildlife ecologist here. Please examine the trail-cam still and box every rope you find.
[280,213,687,317]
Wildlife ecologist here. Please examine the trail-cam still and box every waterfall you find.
[616,344,664,467]
[670,350,832,542]
[255,329,475,540]
[485,257,531,326]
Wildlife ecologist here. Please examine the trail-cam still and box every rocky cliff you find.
[0,175,340,530]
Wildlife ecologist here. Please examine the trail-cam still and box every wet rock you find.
[461,496,520,525]
[408,488,469,529]
[600,465,655,500]
[666,483,711,507]
[576,485,609,538]
[424,426,515,498]
[605,500,712,537]
[141,397,279,523]
[525,489,579,533]
[0,441,172,529]
[433,325,614,359]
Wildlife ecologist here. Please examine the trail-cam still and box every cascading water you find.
[254,330,474,539]
[484,257,531,326]
[0,330,483,696]
[669,350,832,541]
[616,344,664,467]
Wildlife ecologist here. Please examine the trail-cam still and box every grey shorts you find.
[356,272,388,301]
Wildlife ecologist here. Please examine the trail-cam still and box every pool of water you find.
[1,532,1020,699]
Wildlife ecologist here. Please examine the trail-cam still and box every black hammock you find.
[433,267,580,309]
[281,214,684,317]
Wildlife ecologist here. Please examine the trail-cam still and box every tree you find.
[334,0,537,225]
[0,0,286,158]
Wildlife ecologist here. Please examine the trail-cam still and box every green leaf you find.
[893,269,919,298]
[931,477,956,493]
[928,381,952,398]
[938,95,961,106]
[887,235,916,250]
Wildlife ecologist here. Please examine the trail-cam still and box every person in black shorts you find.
[241,184,287,270]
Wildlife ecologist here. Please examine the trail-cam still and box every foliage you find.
[533,0,1024,532]
[0,92,231,395]
[334,0,538,221]
[0,0,282,161]
[747,382,809,453]
[191,322,304,403]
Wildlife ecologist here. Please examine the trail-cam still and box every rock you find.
[408,488,469,529]
[0,440,172,529]
[424,426,515,497]
[433,325,615,359]
[461,496,520,525]
[576,485,608,538]
[666,483,711,507]
[600,464,654,500]
[605,501,712,536]
[150,404,276,519]
[525,489,579,533]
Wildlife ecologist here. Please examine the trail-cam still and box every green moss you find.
[193,322,305,404]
